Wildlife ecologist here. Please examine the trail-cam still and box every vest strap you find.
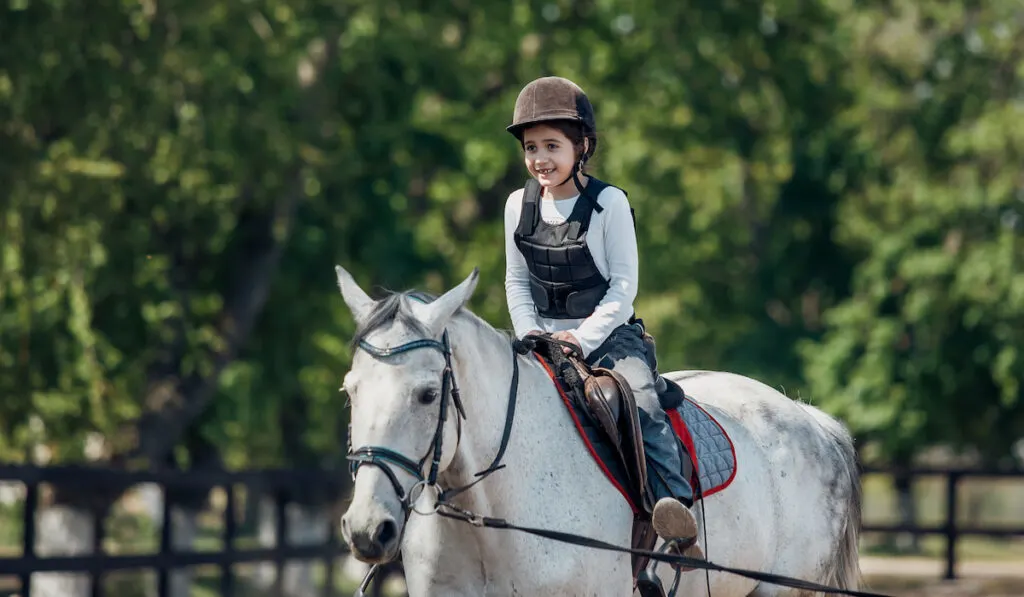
[516,178,542,239]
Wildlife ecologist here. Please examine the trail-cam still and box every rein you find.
[347,329,890,597]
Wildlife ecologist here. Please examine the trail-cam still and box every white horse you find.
[336,265,862,597]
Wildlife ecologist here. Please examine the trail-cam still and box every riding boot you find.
[585,320,706,569]
[636,407,693,505]
[652,498,705,572]
[636,407,705,571]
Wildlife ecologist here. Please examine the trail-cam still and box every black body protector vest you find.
[513,176,634,320]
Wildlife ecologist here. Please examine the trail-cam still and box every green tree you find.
[801,1,1024,466]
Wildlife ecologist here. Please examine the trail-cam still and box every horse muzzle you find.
[341,510,402,563]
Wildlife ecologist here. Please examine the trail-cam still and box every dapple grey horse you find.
[336,265,861,596]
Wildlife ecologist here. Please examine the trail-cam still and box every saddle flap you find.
[582,373,621,446]
[586,365,650,513]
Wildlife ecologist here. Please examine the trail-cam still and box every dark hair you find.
[519,120,598,167]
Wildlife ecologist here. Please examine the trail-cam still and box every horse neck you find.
[438,316,546,497]
[438,317,602,525]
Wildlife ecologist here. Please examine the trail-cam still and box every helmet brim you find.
[506,115,587,139]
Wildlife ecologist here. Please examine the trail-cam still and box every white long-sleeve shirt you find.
[503,183,639,358]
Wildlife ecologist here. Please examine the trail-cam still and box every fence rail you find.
[0,463,352,597]
[1,463,1021,595]
[859,466,1024,580]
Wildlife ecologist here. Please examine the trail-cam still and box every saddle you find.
[520,335,660,585]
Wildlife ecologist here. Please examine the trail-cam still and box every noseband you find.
[346,326,520,518]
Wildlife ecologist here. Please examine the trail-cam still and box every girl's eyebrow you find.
[527,138,561,144]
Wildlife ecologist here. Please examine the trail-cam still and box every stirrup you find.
[662,535,705,573]
[636,568,667,597]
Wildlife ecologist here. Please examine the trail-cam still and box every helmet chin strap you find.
[552,137,598,206]
[555,159,586,193]
[551,153,602,213]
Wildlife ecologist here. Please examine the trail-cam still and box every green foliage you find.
[1,0,1021,470]
[800,2,1024,465]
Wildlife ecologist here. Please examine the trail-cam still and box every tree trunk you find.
[120,24,342,473]
[20,22,344,597]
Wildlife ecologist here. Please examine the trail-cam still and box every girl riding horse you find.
[501,75,704,566]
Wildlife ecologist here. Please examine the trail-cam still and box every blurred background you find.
[1,0,1022,595]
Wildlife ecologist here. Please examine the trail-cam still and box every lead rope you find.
[430,499,891,597]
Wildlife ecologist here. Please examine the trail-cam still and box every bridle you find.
[347,330,460,510]
[346,326,520,519]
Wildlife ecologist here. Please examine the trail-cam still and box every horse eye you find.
[418,388,439,405]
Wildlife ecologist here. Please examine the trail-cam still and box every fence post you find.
[90,502,106,597]
[0,465,356,597]
[157,485,173,597]
[944,472,960,580]
[221,483,237,597]
[20,482,38,597]
[273,489,288,596]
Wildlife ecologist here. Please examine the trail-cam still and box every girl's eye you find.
[548,143,558,151]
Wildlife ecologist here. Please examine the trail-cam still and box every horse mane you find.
[351,287,514,348]
[351,289,435,347]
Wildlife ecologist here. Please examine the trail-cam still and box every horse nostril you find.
[375,519,398,547]
[340,516,351,541]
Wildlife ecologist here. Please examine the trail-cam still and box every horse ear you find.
[410,267,479,335]
[335,265,375,324]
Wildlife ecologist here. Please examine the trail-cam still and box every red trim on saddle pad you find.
[666,408,699,487]
[667,401,738,498]
[532,353,640,514]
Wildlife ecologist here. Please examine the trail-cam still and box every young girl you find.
[502,76,704,566]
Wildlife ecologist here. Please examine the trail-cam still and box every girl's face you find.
[522,124,580,191]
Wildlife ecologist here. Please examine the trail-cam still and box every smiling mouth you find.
[536,168,555,175]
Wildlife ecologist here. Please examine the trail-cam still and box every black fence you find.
[1,463,1021,595]
[860,466,1024,580]
[0,463,371,597]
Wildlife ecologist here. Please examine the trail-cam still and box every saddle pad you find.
[533,352,737,508]
[666,397,737,498]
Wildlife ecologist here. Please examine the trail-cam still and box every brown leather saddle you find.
[519,335,659,588]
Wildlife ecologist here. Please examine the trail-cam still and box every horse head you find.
[335,264,479,563]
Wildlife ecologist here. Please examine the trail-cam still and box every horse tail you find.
[798,403,864,591]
